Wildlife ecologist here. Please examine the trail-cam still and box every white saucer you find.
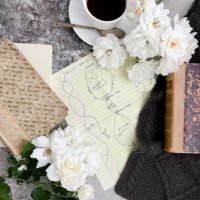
[69,0,136,46]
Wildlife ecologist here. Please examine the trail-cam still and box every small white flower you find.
[140,3,171,36]
[161,26,189,60]
[30,130,67,168]
[127,0,156,21]
[18,165,27,171]
[93,34,126,69]
[161,15,198,63]
[84,147,100,176]
[78,184,94,200]
[127,60,157,85]
[124,25,160,60]
[46,153,88,191]
[156,57,179,76]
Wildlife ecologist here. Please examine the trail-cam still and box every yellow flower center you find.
[170,41,177,48]
[44,148,52,156]
[106,49,113,56]
[152,19,160,28]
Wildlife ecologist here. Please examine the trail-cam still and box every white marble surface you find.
[0,0,195,199]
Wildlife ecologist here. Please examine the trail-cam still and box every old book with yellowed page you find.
[0,38,68,155]
[165,64,200,154]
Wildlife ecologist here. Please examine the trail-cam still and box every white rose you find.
[161,26,189,61]
[93,34,126,69]
[78,184,94,200]
[140,3,171,36]
[46,153,88,191]
[127,0,156,22]
[127,60,157,85]
[161,15,198,63]
[124,25,161,60]
[30,130,67,168]
[156,57,179,76]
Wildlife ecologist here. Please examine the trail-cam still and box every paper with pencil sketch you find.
[51,54,154,190]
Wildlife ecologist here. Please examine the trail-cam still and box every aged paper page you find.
[0,43,52,147]
[51,54,154,190]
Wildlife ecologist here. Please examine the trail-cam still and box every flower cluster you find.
[93,0,198,85]
[30,126,100,200]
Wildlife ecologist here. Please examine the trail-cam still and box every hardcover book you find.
[164,64,200,153]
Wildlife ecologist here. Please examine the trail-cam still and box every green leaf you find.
[0,177,5,184]
[31,187,51,200]
[53,185,69,196]
[26,158,49,181]
[7,154,18,166]
[0,182,12,200]
[18,170,31,181]
[7,167,22,178]
[21,142,35,158]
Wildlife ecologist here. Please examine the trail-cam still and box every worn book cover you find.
[165,64,200,153]
[0,38,68,155]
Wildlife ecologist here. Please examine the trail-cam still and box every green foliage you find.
[21,141,35,158]
[31,187,52,200]
[7,167,22,178]
[53,184,69,196]
[0,178,12,200]
[0,177,5,184]
[2,140,78,200]
[7,155,18,166]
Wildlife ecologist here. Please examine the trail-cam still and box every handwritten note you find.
[51,54,154,190]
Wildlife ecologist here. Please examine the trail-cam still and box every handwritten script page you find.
[51,54,154,190]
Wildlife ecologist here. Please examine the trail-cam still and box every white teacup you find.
[82,0,127,30]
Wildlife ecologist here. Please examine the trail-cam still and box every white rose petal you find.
[18,165,27,171]
[30,148,50,168]
[46,154,88,191]
[93,34,126,69]
[78,184,94,200]
[156,57,179,76]
[32,136,50,148]
[46,162,60,182]
[127,60,157,85]
[124,25,161,60]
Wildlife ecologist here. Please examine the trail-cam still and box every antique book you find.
[0,38,68,155]
[164,64,200,153]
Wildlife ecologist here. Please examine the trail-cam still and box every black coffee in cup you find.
[87,0,126,21]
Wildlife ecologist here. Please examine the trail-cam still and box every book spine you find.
[164,65,186,153]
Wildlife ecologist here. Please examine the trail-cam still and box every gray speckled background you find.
[0,0,195,199]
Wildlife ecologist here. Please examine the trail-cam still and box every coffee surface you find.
[87,0,126,21]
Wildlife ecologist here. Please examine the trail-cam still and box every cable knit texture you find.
[115,1,200,199]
